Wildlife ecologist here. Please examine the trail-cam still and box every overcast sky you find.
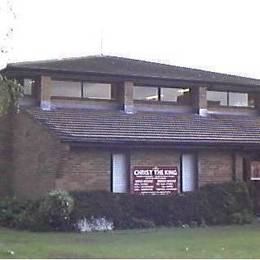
[1,0,260,79]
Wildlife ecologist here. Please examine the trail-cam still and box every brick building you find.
[1,55,260,199]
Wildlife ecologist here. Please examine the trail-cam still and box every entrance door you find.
[112,153,128,193]
[182,154,197,192]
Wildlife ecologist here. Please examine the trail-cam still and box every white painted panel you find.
[112,153,128,193]
[182,154,197,192]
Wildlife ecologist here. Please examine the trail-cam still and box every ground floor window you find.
[111,153,129,193]
[181,153,197,192]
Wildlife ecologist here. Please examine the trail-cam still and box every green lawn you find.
[1,223,260,259]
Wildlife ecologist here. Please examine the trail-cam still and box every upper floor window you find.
[207,90,255,108]
[83,82,111,99]
[51,80,81,98]
[161,88,190,104]
[207,91,227,106]
[133,86,159,101]
[23,78,34,96]
[133,86,191,104]
[51,80,112,100]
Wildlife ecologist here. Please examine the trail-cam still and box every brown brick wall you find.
[130,149,181,190]
[12,112,111,198]
[198,151,233,186]
[12,112,68,199]
[55,148,111,192]
[9,111,243,199]
[131,150,181,169]
[0,116,12,197]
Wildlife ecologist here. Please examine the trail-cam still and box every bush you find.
[38,190,74,231]
[0,198,33,228]
[0,182,254,232]
[70,182,254,230]
[0,190,75,232]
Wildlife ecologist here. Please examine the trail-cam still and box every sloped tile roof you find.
[25,107,260,146]
[6,55,260,87]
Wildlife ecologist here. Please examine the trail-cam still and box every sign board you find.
[250,161,260,180]
[131,166,178,195]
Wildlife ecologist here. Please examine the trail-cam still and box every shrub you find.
[70,181,254,230]
[0,198,33,228]
[38,190,74,230]
[0,182,254,232]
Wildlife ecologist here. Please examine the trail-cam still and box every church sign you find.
[131,166,178,195]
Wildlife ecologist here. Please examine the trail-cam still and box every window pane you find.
[207,91,227,106]
[51,80,81,97]
[83,82,111,99]
[23,78,33,95]
[161,88,190,104]
[229,92,248,107]
[134,86,158,101]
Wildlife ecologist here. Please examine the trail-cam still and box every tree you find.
[0,0,21,116]
[0,74,22,116]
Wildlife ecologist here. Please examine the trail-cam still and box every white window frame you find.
[181,153,197,192]
[111,153,129,193]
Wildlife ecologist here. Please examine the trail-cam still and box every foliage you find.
[0,183,254,232]
[38,190,74,230]
[0,74,23,116]
[0,190,74,232]
[70,182,253,230]
[0,197,33,228]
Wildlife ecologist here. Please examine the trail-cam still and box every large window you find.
[23,78,34,96]
[207,91,227,106]
[229,92,249,107]
[51,80,112,99]
[83,82,111,99]
[207,90,255,108]
[133,86,158,101]
[161,88,190,103]
[181,153,197,192]
[133,86,191,104]
[112,153,128,193]
[51,80,81,97]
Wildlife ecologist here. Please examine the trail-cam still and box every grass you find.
[1,223,260,258]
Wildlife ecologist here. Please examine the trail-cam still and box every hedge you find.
[0,182,254,231]
[70,181,254,229]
